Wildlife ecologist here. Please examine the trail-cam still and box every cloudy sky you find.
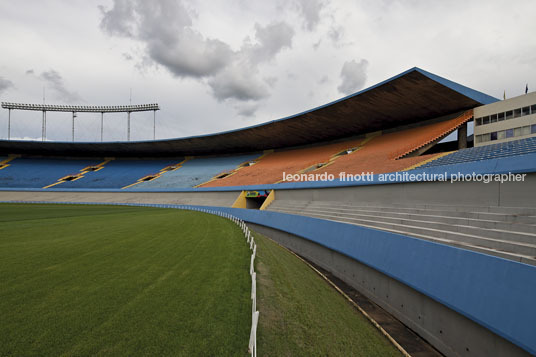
[0,0,535,142]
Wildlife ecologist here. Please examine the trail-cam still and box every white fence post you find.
[249,311,259,357]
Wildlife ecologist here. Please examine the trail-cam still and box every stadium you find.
[1,67,536,356]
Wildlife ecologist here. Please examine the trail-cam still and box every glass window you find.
[498,130,506,140]
[505,110,514,119]
[490,114,498,123]
[475,135,482,143]
[490,132,498,140]
[482,133,491,142]
[532,124,536,134]
[514,108,522,118]
[506,129,514,138]
[522,126,531,135]
[482,116,490,124]
[514,127,522,136]
[531,105,536,114]
[497,112,505,121]
[522,106,530,116]
[476,117,482,126]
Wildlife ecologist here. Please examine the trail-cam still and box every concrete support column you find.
[458,122,468,149]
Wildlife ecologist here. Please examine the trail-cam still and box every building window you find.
[506,129,514,138]
[482,116,490,125]
[506,110,514,119]
[514,127,522,137]
[497,112,505,121]
[490,114,498,123]
[522,106,530,116]
[490,132,498,140]
[498,130,506,140]
[532,124,536,134]
[531,104,536,114]
[522,126,531,135]
[475,118,482,126]
[475,135,482,143]
[482,133,491,142]
[514,108,522,118]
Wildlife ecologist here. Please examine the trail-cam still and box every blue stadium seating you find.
[57,159,181,189]
[131,154,260,189]
[0,158,99,188]
[419,137,536,169]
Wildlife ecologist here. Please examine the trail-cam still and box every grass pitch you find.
[254,231,402,356]
[0,204,251,356]
[1,203,402,356]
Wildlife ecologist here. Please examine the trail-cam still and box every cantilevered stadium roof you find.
[0,67,498,157]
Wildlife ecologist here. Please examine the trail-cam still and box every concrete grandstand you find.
[1,67,536,356]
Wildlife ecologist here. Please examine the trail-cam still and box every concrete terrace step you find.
[269,203,536,236]
[307,201,536,217]
[271,205,536,244]
[269,207,536,258]
[268,207,536,266]
[270,201,536,224]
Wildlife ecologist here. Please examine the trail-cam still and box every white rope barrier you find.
[2,201,260,356]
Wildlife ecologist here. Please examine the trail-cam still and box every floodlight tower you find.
[1,102,160,142]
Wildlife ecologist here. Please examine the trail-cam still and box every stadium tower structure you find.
[1,67,536,357]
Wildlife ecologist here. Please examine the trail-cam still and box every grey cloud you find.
[40,70,82,103]
[100,1,294,110]
[264,76,278,88]
[245,22,294,64]
[98,0,135,37]
[147,28,232,77]
[318,75,329,85]
[337,59,368,95]
[296,0,324,31]
[100,0,232,78]
[208,62,269,102]
[0,76,14,95]
[235,103,260,117]
[287,72,298,80]
[208,21,294,102]
[328,26,343,43]
[25,69,34,75]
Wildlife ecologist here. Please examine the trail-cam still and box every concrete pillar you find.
[458,122,467,149]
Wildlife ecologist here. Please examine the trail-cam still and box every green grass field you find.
[254,231,401,356]
[1,203,401,357]
[0,204,251,356]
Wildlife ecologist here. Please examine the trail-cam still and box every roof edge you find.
[414,67,499,105]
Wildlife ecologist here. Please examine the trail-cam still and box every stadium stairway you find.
[267,200,536,266]
[417,137,536,169]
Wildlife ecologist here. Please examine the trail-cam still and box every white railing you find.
[3,201,260,355]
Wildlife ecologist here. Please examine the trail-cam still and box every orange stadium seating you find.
[200,138,364,187]
[201,111,471,186]
[317,110,472,177]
